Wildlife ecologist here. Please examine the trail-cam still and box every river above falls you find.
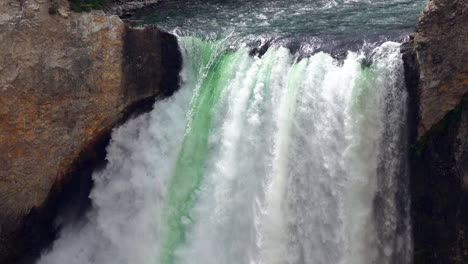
[133,0,425,54]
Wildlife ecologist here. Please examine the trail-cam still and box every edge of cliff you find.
[0,1,182,263]
[402,0,468,263]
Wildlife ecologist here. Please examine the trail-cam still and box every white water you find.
[38,37,411,264]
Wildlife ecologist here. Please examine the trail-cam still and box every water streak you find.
[38,38,410,264]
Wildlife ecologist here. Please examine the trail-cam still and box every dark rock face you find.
[124,24,182,100]
[409,97,468,264]
[403,0,468,263]
[0,1,182,262]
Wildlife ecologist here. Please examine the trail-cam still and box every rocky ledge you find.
[402,0,468,263]
[0,0,181,263]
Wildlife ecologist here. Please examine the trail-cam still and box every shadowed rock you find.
[402,0,468,263]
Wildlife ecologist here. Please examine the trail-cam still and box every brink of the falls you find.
[38,36,411,264]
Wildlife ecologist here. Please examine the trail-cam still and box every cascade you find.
[37,0,424,263]
[38,36,410,264]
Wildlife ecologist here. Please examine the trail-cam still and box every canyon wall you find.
[0,1,181,263]
[404,0,467,136]
[403,0,468,263]
[0,0,467,263]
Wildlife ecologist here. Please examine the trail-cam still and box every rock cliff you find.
[1,0,467,263]
[0,1,181,263]
[403,0,468,263]
[403,0,468,136]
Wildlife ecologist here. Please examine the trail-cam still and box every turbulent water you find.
[38,0,421,263]
[134,0,425,54]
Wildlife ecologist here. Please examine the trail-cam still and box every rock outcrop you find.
[403,0,468,263]
[0,1,181,263]
[403,0,468,136]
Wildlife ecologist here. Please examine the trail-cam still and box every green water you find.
[35,1,423,264]
[161,46,243,263]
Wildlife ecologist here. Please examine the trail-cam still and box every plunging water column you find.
[38,35,411,264]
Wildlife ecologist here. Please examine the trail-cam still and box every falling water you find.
[38,33,411,264]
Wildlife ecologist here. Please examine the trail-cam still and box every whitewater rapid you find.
[38,37,411,264]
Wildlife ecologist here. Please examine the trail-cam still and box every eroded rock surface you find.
[409,96,468,264]
[404,0,468,136]
[0,1,181,262]
[403,0,468,263]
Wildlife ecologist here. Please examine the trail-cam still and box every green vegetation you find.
[68,0,106,12]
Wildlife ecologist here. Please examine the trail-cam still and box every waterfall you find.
[38,36,411,264]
